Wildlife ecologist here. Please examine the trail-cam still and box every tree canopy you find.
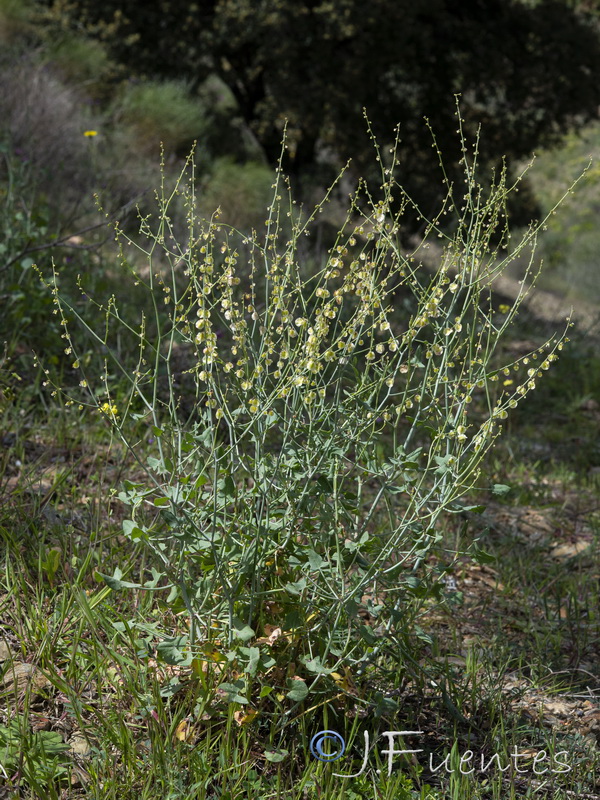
[44,0,600,219]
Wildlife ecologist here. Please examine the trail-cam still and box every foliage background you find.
[2,1,600,798]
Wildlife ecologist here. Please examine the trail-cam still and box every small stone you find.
[68,733,92,758]
[0,640,11,662]
[1,662,50,695]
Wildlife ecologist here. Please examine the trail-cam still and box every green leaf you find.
[261,653,276,670]
[36,729,71,756]
[147,456,166,474]
[166,585,179,604]
[97,567,143,591]
[264,747,288,763]
[156,636,190,665]
[386,484,407,494]
[301,656,333,675]
[414,625,433,644]
[285,578,307,595]
[97,568,167,592]
[232,617,255,642]
[471,546,496,565]
[42,547,61,577]
[221,474,235,498]
[241,646,261,676]
[446,502,486,514]
[492,483,511,496]
[434,454,454,475]
[122,519,146,540]
[181,433,195,453]
[143,568,165,589]
[218,682,248,704]
[407,582,431,599]
[306,549,324,570]
[373,694,399,716]
[286,678,309,701]
[314,474,333,493]
[359,624,379,645]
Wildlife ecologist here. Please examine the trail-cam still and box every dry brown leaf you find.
[330,667,359,694]
[580,710,600,734]
[550,540,590,560]
[256,625,285,646]
[70,763,92,787]
[174,717,195,742]
[196,644,226,662]
[479,574,504,590]
[433,656,467,666]
[30,713,51,732]
[541,699,572,717]
[233,708,258,726]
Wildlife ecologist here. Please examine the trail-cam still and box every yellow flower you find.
[83,130,98,137]
[498,304,510,314]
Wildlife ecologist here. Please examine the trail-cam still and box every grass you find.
[1,363,600,799]
[1,131,600,800]
[0,11,599,790]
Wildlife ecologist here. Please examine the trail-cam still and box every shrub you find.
[110,78,209,157]
[0,140,61,359]
[0,54,99,212]
[43,29,115,101]
[0,0,38,44]
[43,118,579,766]
[199,157,277,233]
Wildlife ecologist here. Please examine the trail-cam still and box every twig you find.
[0,191,149,274]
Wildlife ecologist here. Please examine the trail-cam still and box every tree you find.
[43,0,600,221]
